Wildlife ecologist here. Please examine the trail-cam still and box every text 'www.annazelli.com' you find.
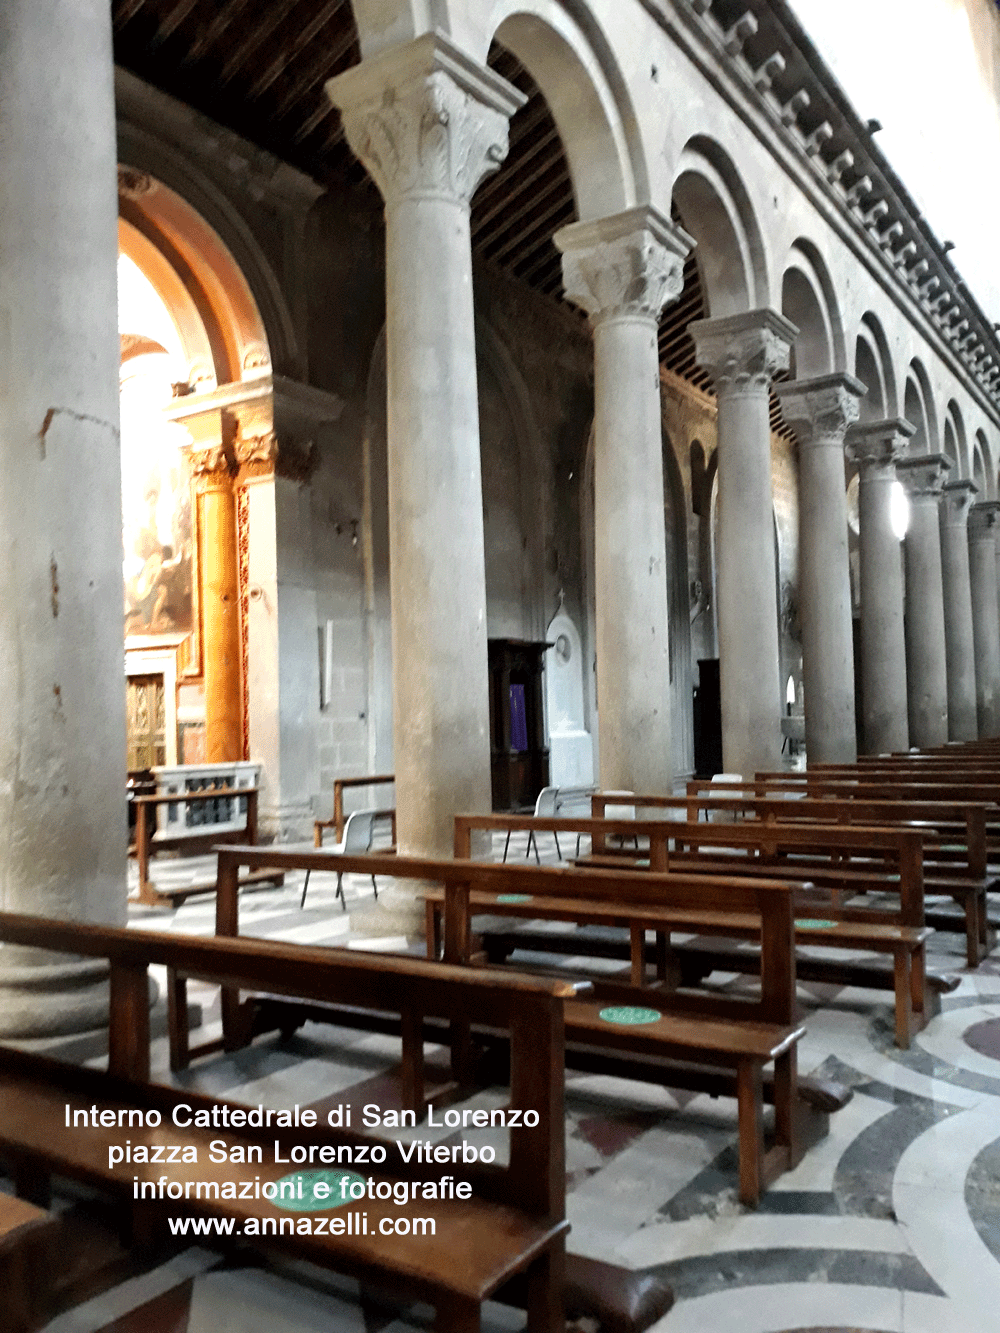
[168,1212,434,1237]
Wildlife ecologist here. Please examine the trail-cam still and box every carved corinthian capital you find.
[846,418,917,475]
[776,372,866,446]
[969,500,1000,542]
[691,309,798,396]
[940,478,978,527]
[188,442,232,476]
[897,453,951,501]
[325,34,525,208]
[554,206,694,324]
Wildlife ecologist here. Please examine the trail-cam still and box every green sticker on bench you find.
[274,1169,367,1212]
[598,1006,662,1026]
[795,918,838,930]
[496,894,533,904]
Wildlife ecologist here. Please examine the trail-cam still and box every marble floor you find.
[13,839,1000,1333]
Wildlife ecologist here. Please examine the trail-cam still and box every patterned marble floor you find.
[13,838,1000,1332]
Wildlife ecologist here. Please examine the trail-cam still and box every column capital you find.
[554,205,694,325]
[690,309,798,396]
[897,453,951,500]
[325,34,525,208]
[775,372,866,444]
[846,417,917,471]
[941,478,979,527]
[969,500,1000,541]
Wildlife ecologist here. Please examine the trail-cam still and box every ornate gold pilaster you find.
[187,410,242,764]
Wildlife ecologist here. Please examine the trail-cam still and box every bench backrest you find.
[218,846,799,1026]
[0,910,568,1218]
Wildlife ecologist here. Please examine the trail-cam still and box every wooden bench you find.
[314,772,396,847]
[131,787,284,908]
[453,813,939,1046]
[628,788,993,969]
[206,846,822,1207]
[0,1192,56,1333]
[0,910,576,1333]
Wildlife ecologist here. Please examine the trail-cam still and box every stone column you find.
[0,0,125,1035]
[188,422,243,765]
[845,419,915,754]
[691,310,797,779]
[968,502,1000,737]
[554,207,692,795]
[939,479,979,741]
[897,455,951,747]
[777,374,865,762]
[326,39,523,893]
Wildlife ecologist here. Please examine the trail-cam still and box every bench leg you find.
[630,923,646,987]
[773,1046,801,1167]
[736,1059,764,1208]
[167,969,189,1072]
[436,1294,480,1333]
[911,942,927,1023]
[400,1010,425,1119]
[523,1240,565,1333]
[893,948,913,1049]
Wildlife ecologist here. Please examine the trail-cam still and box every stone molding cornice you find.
[554,206,694,325]
[968,501,1000,542]
[846,418,917,472]
[897,453,951,501]
[940,478,979,527]
[690,308,797,396]
[325,34,525,209]
[775,372,866,443]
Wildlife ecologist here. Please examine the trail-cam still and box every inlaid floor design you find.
[14,838,1000,1332]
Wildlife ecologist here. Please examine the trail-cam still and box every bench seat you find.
[0,1190,55,1333]
[0,1057,566,1326]
[425,888,930,1049]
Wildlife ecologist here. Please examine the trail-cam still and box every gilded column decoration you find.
[237,485,251,762]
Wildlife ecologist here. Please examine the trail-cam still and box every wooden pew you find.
[0,1193,56,1333]
[450,815,933,1049]
[206,846,820,1207]
[0,910,574,1333]
[314,772,396,846]
[131,786,284,908]
[638,787,993,969]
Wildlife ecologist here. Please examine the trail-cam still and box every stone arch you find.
[854,313,898,422]
[780,239,844,377]
[973,429,991,497]
[672,136,768,316]
[487,2,645,218]
[904,359,939,454]
[116,101,301,378]
[115,165,275,386]
[945,399,969,477]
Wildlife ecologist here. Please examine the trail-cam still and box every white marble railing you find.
[151,761,260,840]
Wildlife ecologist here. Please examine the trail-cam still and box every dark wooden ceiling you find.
[113,0,793,438]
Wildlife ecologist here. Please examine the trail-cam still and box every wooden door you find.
[126,673,166,771]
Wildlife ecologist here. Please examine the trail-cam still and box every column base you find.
[259,800,315,843]
[0,956,111,1039]
[348,882,425,943]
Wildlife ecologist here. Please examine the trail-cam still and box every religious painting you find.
[122,418,194,638]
